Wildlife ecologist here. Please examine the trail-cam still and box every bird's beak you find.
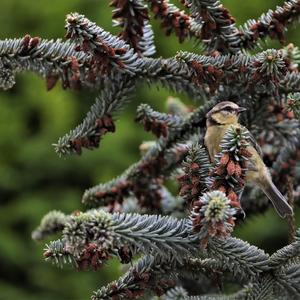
[237,107,247,113]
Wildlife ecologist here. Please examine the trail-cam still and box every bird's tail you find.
[260,180,293,218]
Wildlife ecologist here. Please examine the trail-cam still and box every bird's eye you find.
[223,106,233,112]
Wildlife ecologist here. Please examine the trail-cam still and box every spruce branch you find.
[44,237,112,271]
[240,0,300,49]
[92,254,176,299]
[136,103,184,138]
[257,101,299,142]
[177,49,295,95]
[244,275,275,300]
[0,59,15,90]
[183,0,241,53]
[0,36,92,90]
[207,237,270,280]
[176,50,249,93]
[38,211,300,298]
[179,257,224,278]
[42,212,275,296]
[82,164,135,208]
[248,100,299,193]
[92,240,275,300]
[250,49,288,94]
[275,263,300,297]
[177,143,211,206]
[282,43,300,71]
[190,191,237,246]
[65,13,143,75]
[180,255,272,293]
[161,286,189,300]
[43,239,78,268]
[32,210,69,241]
[44,239,113,270]
[60,210,116,271]
[269,229,300,268]
[161,280,274,300]
[281,72,300,93]
[141,57,207,100]
[111,0,156,57]
[147,0,192,43]
[54,76,134,156]
[0,37,215,98]
[287,92,300,119]
[62,210,115,255]
[272,126,300,184]
[111,212,198,261]
[139,22,157,57]
[59,210,198,263]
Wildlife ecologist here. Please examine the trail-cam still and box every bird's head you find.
[206,101,246,126]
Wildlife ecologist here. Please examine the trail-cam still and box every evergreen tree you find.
[1,0,300,299]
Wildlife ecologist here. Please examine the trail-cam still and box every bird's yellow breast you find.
[205,124,233,162]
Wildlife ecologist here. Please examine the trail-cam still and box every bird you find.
[204,101,293,218]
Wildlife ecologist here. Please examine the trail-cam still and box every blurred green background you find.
[0,1,299,299]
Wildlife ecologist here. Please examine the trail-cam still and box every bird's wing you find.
[247,130,263,157]
[239,126,263,172]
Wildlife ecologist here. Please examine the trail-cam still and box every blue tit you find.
[204,101,293,218]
